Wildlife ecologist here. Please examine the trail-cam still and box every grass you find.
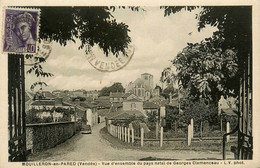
[100,127,237,152]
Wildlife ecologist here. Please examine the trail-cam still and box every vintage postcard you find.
[0,0,259,168]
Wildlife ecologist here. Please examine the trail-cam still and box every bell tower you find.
[141,73,153,89]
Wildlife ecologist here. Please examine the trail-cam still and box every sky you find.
[25,7,217,92]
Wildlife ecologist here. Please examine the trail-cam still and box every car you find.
[81,124,92,134]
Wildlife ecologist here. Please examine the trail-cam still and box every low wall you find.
[26,122,76,153]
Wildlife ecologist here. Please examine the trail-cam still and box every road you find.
[28,123,233,161]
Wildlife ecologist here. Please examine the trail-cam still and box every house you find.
[30,100,56,110]
[143,101,159,115]
[52,90,70,98]
[106,109,146,125]
[97,109,110,123]
[30,92,76,121]
[109,102,123,112]
[122,92,138,100]
[52,90,63,97]
[95,96,111,109]
[30,98,73,110]
[33,90,55,100]
[122,98,144,112]
[105,95,167,131]
[78,102,98,126]
[109,92,124,103]
[85,90,99,99]
[71,90,85,97]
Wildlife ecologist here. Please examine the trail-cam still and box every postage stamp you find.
[3,8,40,54]
[85,44,135,72]
[24,39,52,66]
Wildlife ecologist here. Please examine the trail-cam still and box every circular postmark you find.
[24,39,52,66]
[85,44,134,72]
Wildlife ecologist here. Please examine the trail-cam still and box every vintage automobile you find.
[81,124,92,134]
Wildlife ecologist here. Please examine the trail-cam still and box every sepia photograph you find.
[0,2,258,167]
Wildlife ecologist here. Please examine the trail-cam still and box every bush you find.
[72,96,86,101]
[146,112,157,131]
[26,107,74,124]
[145,131,156,139]
[164,129,186,138]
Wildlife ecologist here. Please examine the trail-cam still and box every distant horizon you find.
[26,71,163,93]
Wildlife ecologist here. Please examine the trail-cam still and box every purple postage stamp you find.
[3,8,40,54]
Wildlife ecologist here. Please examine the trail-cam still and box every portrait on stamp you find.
[3,9,39,54]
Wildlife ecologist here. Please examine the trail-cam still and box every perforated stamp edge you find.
[1,6,41,55]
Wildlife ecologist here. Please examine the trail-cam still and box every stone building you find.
[125,73,160,101]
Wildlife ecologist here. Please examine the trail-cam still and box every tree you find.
[161,86,177,99]
[72,96,86,102]
[160,67,177,88]
[146,112,157,131]
[182,98,218,137]
[173,42,238,103]
[99,82,125,96]
[162,6,251,102]
[26,7,136,89]
[163,6,252,159]
[39,7,132,55]
[165,105,181,132]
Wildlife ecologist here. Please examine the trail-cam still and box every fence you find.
[107,120,235,148]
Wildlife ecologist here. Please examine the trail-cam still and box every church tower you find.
[141,73,153,90]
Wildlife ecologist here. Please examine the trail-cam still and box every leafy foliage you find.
[71,96,86,102]
[39,7,132,56]
[160,67,177,87]
[146,112,157,131]
[111,115,145,127]
[26,53,54,91]
[99,82,125,96]
[182,99,218,137]
[26,7,136,90]
[26,108,53,124]
[161,86,178,99]
[173,42,238,102]
[30,81,48,92]
[221,112,238,131]
[26,107,74,124]
[165,105,183,131]
[162,6,251,101]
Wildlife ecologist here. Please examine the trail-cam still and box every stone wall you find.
[26,122,76,153]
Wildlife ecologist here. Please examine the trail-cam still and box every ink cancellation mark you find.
[86,44,135,72]
[24,39,52,66]
[3,8,40,54]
